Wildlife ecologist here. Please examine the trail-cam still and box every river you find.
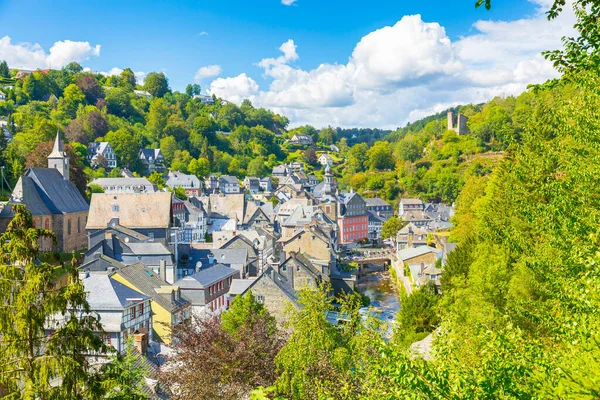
[358,266,401,338]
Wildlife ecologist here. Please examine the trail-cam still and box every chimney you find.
[171,289,175,304]
[420,262,425,276]
[159,259,167,281]
[134,332,148,356]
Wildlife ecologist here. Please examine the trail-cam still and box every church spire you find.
[48,131,70,181]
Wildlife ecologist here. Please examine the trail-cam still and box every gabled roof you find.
[364,197,391,207]
[83,274,150,311]
[115,264,191,312]
[219,175,239,184]
[243,268,298,303]
[165,171,201,189]
[0,168,89,218]
[125,242,172,256]
[86,192,172,229]
[397,246,441,262]
[229,279,254,296]
[209,193,245,221]
[174,264,239,289]
[401,198,423,205]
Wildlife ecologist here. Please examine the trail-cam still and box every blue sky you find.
[0,0,575,128]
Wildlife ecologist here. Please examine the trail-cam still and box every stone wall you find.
[249,274,297,326]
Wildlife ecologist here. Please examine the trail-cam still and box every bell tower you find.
[48,131,70,181]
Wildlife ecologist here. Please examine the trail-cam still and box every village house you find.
[289,134,313,146]
[182,197,208,243]
[258,177,273,192]
[365,197,394,219]
[219,175,242,194]
[165,171,202,197]
[241,268,298,325]
[399,198,424,215]
[243,176,260,193]
[272,164,291,178]
[277,252,329,291]
[192,94,215,104]
[89,177,157,194]
[138,148,165,174]
[87,142,117,169]
[204,175,219,193]
[86,192,173,246]
[133,90,152,100]
[112,264,192,344]
[175,263,239,314]
[337,192,368,244]
[0,132,88,252]
[368,211,386,242]
[318,153,333,166]
[398,245,442,266]
[79,273,153,353]
[396,223,429,250]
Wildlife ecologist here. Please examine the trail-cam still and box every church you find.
[0,132,89,252]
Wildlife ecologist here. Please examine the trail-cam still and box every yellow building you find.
[112,263,192,344]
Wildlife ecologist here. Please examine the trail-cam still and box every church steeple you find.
[323,164,336,196]
[48,131,69,181]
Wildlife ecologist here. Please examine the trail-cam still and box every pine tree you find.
[0,205,108,398]
[0,60,9,78]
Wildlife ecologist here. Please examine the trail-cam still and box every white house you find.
[88,142,117,169]
[318,153,333,166]
[219,175,242,194]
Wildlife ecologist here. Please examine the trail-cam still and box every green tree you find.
[146,98,170,139]
[302,146,317,166]
[101,337,149,399]
[63,61,83,75]
[160,135,178,165]
[105,88,134,118]
[148,171,165,189]
[119,68,136,91]
[143,72,170,98]
[366,141,395,170]
[185,83,201,96]
[0,205,108,398]
[346,143,369,173]
[104,128,140,168]
[381,216,403,240]
[246,156,268,177]
[59,83,86,119]
[0,60,9,78]
[396,136,422,162]
[188,157,210,177]
[222,292,276,337]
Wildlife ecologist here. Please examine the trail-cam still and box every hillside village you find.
[0,127,457,395]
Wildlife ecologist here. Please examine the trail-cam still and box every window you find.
[112,205,119,212]
[256,295,265,304]
[139,303,144,316]
[131,306,137,320]
[101,333,111,345]
[45,219,49,230]
[67,219,71,235]
[77,217,80,233]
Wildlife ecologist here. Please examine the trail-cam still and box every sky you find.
[0,0,576,129]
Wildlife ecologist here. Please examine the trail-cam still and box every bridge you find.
[343,249,395,265]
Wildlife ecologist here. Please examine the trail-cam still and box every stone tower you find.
[447,111,468,135]
[48,131,70,181]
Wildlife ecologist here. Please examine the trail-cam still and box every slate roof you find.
[83,274,149,311]
[397,246,442,262]
[219,175,239,184]
[0,168,88,218]
[115,264,191,312]
[90,177,156,189]
[80,254,127,272]
[208,193,245,221]
[364,198,391,207]
[86,192,172,229]
[228,279,254,296]
[139,149,163,163]
[174,264,239,289]
[243,268,298,303]
[165,171,201,189]
[125,242,172,256]
[401,198,424,206]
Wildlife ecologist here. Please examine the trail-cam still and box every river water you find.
[357,267,401,338]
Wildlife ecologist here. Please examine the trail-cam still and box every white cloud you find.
[0,36,100,70]
[281,0,297,5]
[194,65,222,81]
[100,67,147,85]
[209,4,577,128]
[198,31,209,36]
[209,73,259,104]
